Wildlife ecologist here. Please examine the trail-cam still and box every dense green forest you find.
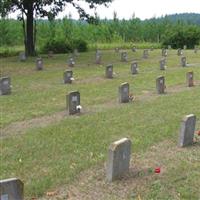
[0,13,200,53]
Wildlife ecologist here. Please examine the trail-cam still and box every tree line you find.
[0,13,200,52]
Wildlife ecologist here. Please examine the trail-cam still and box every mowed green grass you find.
[0,49,200,199]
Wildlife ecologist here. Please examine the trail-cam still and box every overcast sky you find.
[57,0,200,20]
[9,0,200,20]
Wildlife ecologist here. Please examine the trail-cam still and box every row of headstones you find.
[66,72,194,115]
[0,113,197,199]
[0,71,194,102]
[19,46,198,66]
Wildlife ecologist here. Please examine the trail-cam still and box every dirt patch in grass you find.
[38,137,200,200]
[1,82,199,139]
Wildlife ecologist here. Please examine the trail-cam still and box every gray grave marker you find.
[132,47,137,52]
[156,76,165,94]
[105,64,113,79]
[159,58,166,70]
[168,45,171,50]
[67,91,81,115]
[178,114,196,147]
[106,138,131,182]
[121,52,128,62]
[131,62,138,74]
[181,56,187,67]
[95,51,101,64]
[115,47,119,53]
[19,52,26,62]
[0,77,11,95]
[194,47,198,54]
[162,49,167,57]
[186,71,194,87]
[48,51,54,58]
[36,58,43,70]
[183,45,187,50]
[0,178,24,200]
[143,49,148,59]
[177,48,183,56]
[63,70,73,84]
[119,82,129,103]
[68,57,75,67]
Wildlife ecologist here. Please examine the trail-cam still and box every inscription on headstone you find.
[63,70,73,84]
[119,82,129,103]
[156,76,165,94]
[67,91,81,115]
[36,58,43,70]
[131,62,138,74]
[105,64,113,79]
[106,138,131,182]
[178,114,196,147]
[0,178,24,200]
[0,77,11,95]
[186,72,194,87]
[121,52,128,62]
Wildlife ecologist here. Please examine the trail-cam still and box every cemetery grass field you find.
[0,49,200,199]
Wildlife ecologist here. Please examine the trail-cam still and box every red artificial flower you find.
[154,167,161,174]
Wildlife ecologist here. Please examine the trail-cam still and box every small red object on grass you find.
[154,167,161,174]
[197,130,200,136]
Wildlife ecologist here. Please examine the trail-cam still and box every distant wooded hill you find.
[145,13,200,25]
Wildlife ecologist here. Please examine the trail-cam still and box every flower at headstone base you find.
[129,93,135,102]
[70,77,75,81]
[76,105,82,111]
[154,167,161,174]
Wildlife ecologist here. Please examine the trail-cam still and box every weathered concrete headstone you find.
[67,91,81,115]
[48,51,54,58]
[68,57,75,67]
[95,51,101,64]
[159,58,166,70]
[63,70,73,84]
[0,178,24,200]
[121,52,128,62]
[143,49,148,59]
[156,76,165,94]
[19,52,26,62]
[178,114,196,147]
[177,48,183,56]
[105,64,113,79]
[115,47,119,53]
[0,77,11,95]
[194,47,198,54]
[131,62,138,74]
[132,46,137,52]
[73,49,79,57]
[119,82,129,103]
[183,45,187,50]
[36,57,43,70]
[168,45,171,50]
[181,56,187,67]
[162,48,167,57]
[186,71,194,87]
[106,138,131,182]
